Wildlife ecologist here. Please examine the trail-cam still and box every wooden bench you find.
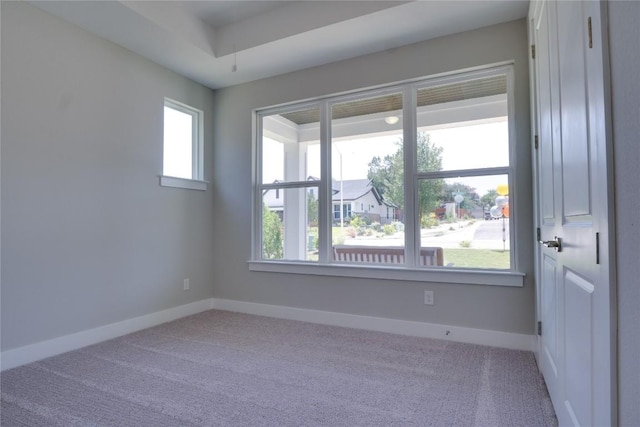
[332,245,444,266]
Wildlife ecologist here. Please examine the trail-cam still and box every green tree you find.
[441,182,480,210]
[307,191,318,227]
[480,189,499,208]
[262,203,283,259]
[368,132,444,218]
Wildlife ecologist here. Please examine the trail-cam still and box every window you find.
[160,99,206,190]
[414,74,512,269]
[333,204,352,222]
[252,65,522,286]
[258,106,320,261]
[331,90,405,265]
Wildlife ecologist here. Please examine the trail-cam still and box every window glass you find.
[262,107,320,184]
[163,105,194,179]
[262,187,318,261]
[414,73,511,269]
[330,93,404,262]
[162,99,203,190]
[419,174,511,269]
[417,75,508,172]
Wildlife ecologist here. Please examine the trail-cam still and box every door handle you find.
[539,236,562,252]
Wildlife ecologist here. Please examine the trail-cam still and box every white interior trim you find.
[1,296,534,371]
[212,298,534,351]
[0,299,215,371]
[159,175,208,191]
[248,260,525,286]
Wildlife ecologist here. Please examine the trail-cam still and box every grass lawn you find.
[443,249,510,269]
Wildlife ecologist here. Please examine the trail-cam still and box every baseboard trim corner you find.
[211,298,534,351]
[1,298,215,371]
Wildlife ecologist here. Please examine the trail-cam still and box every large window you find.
[160,99,206,190]
[253,65,520,284]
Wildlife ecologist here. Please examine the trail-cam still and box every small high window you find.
[160,99,206,190]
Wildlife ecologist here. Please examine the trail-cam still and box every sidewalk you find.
[344,219,510,250]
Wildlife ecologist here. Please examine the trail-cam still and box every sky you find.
[263,120,509,197]
[163,106,194,179]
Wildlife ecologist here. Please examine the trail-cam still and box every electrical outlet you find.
[183,278,190,291]
[424,290,434,305]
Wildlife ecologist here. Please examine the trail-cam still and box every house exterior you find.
[264,179,399,224]
[331,179,398,224]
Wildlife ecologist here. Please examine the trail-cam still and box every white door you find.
[531,1,615,426]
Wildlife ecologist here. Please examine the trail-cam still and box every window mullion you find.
[415,166,511,180]
[192,111,198,179]
[403,87,418,267]
[197,110,204,180]
[254,113,264,260]
[261,181,320,190]
[318,101,331,264]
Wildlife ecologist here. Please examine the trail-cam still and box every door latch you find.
[539,236,562,252]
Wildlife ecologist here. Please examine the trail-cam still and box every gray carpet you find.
[1,310,557,426]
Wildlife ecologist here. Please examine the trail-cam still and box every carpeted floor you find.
[1,310,557,426]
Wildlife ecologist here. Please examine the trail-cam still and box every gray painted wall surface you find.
[1,2,216,350]
[609,2,640,424]
[212,20,536,334]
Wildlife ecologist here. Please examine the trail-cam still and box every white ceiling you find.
[29,1,529,90]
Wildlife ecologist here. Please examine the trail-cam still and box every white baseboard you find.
[212,298,534,352]
[1,297,534,371]
[1,299,215,371]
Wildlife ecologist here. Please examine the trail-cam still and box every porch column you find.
[283,142,308,259]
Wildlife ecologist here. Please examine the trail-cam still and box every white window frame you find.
[160,98,207,191]
[250,64,524,287]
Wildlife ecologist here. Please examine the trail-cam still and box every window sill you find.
[248,261,525,287]
[159,175,208,191]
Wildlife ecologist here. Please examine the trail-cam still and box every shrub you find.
[350,215,371,228]
[346,226,357,238]
[383,224,396,235]
[459,240,471,248]
[263,205,283,259]
[421,212,439,229]
[391,221,405,232]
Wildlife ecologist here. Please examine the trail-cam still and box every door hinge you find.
[538,321,542,336]
[588,17,593,48]
[596,232,600,264]
[534,135,539,150]
[536,227,541,242]
[531,44,536,59]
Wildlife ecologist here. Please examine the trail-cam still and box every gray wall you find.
[1,2,216,351]
[212,19,535,334]
[608,2,640,425]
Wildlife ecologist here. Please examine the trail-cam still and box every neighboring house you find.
[262,177,320,221]
[264,178,398,224]
[331,179,398,224]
